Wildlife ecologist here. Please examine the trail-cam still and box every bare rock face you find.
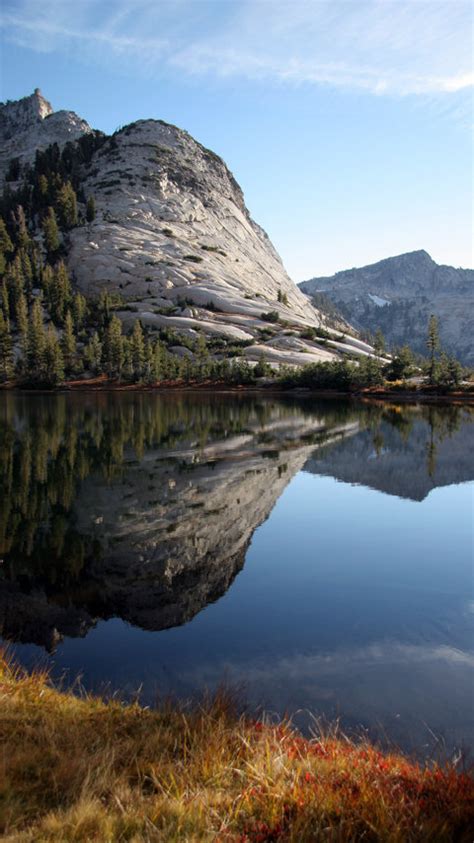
[69,121,315,322]
[300,251,474,364]
[67,119,349,362]
[0,89,92,181]
[1,91,376,364]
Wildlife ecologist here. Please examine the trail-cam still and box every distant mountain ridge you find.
[299,251,474,364]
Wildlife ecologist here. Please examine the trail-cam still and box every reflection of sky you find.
[14,472,474,756]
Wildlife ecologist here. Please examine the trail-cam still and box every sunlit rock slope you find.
[0,91,376,365]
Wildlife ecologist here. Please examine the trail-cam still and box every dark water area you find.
[1,392,473,758]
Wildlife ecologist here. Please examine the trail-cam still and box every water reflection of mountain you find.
[304,405,474,501]
[0,393,356,650]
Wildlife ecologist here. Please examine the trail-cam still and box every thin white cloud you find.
[1,11,168,56]
[1,0,472,97]
[171,45,473,95]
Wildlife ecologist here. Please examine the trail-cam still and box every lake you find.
[1,392,473,758]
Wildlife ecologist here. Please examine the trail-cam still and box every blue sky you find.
[1,0,472,280]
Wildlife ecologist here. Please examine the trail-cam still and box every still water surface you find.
[1,393,473,757]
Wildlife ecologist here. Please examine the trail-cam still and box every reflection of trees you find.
[360,403,469,478]
[381,407,414,443]
[424,406,465,478]
[1,395,470,589]
[305,402,474,501]
[0,393,364,649]
[0,394,359,588]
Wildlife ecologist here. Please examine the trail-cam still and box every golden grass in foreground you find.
[0,654,473,842]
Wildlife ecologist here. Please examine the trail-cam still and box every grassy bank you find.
[1,655,473,841]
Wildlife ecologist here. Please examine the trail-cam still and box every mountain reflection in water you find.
[0,393,473,756]
[0,393,358,648]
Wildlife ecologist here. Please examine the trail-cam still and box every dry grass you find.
[0,653,473,842]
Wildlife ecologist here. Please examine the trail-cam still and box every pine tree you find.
[0,310,13,381]
[0,218,13,254]
[357,355,383,387]
[0,217,13,275]
[1,281,10,327]
[72,292,87,329]
[61,310,76,373]
[56,181,78,229]
[131,320,145,380]
[195,334,210,377]
[373,328,386,356]
[41,264,54,299]
[19,247,33,288]
[44,325,64,385]
[447,356,462,387]
[181,354,193,383]
[27,299,46,377]
[84,332,102,373]
[152,340,164,382]
[122,335,132,380]
[34,174,50,211]
[104,315,124,379]
[86,196,96,223]
[143,339,154,383]
[50,261,72,323]
[13,205,31,250]
[254,354,271,378]
[386,345,414,380]
[98,290,111,326]
[7,255,25,313]
[427,314,440,384]
[29,242,42,287]
[42,207,60,255]
[15,291,29,341]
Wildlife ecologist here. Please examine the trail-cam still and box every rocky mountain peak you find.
[407,249,432,261]
[380,249,434,270]
[28,88,54,120]
[0,89,54,138]
[0,90,91,183]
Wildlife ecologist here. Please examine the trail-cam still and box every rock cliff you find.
[0,91,375,365]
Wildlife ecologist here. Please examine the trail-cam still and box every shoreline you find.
[1,379,473,406]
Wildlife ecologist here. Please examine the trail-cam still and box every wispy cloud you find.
[1,0,472,97]
[1,9,168,57]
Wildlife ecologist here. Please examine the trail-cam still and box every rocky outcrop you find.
[0,89,92,182]
[0,91,377,365]
[299,251,474,364]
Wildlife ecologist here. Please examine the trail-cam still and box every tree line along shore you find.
[0,140,471,394]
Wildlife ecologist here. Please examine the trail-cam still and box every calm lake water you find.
[1,392,473,758]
